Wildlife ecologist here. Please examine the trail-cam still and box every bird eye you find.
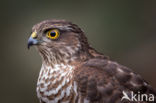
[46,29,60,39]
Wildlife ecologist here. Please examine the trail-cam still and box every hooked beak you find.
[27,31,39,49]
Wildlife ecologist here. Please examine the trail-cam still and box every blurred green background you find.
[0,0,155,103]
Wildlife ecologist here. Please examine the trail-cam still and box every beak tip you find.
[27,45,30,49]
[27,37,35,49]
[27,41,32,49]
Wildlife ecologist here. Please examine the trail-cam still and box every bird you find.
[28,19,156,103]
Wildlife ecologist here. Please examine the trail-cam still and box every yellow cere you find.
[31,31,37,38]
[47,29,60,39]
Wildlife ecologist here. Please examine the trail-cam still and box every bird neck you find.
[37,43,108,66]
[38,48,87,66]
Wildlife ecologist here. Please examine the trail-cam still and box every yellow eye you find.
[46,29,60,39]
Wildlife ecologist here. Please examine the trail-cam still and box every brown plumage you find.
[28,19,156,103]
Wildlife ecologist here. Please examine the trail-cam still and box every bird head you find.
[28,20,91,64]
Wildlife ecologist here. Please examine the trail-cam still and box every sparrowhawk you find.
[28,19,156,103]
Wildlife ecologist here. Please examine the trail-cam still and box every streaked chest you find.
[36,63,78,103]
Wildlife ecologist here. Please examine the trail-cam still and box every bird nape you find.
[28,19,156,103]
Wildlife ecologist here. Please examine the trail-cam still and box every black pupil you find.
[50,32,56,37]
